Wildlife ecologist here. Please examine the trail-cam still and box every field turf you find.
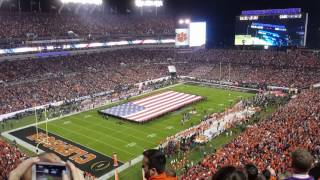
[37,84,253,162]
[5,83,254,178]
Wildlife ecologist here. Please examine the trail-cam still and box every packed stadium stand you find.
[0,139,27,179]
[0,12,175,39]
[1,48,320,114]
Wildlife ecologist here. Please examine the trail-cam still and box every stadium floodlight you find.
[178,18,191,25]
[60,0,102,5]
[135,0,163,7]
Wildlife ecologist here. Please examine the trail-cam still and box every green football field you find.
[36,84,253,162]
[28,83,253,177]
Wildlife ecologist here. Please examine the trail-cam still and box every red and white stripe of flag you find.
[125,91,203,122]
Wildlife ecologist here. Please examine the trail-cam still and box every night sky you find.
[163,0,320,48]
[2,0,320,47]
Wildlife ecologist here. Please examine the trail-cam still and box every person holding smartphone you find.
[9,153,84,180]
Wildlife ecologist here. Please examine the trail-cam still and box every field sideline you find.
[6,83,254,178]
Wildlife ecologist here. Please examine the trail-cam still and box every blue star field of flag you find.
[100,102,145,117]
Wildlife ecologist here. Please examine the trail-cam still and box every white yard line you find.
[48,123,137,156]
[67,116,156,147]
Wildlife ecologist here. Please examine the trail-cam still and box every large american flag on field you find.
[100,91,204,122]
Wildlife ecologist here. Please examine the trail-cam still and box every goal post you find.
[34,107,50,154]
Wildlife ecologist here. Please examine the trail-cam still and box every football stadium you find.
[1,0,320,180]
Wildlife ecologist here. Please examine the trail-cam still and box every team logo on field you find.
[27,132,96,164]
[91,161,111,172]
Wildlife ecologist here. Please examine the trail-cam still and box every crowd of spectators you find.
[0,48,320,114]
[0,48,171,114]
[0,12,175,39]
[209,152,319,180]
[191,64,320,88]
[181,89,320,179]
[182,49,320,88]
[0,139,27,180]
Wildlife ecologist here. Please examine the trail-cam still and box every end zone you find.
[9,126,123,178]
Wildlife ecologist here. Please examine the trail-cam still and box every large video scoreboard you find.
[175,21,207,47]
[235,8,308,47]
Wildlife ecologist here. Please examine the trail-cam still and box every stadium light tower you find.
[59,0,103,13]
[60,0,103,5]
[135,0,163,7]
[135,0,163,16]
[178,18,191,25]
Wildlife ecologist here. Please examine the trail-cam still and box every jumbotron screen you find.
[235,13,308,47]
[189,22,206,47]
